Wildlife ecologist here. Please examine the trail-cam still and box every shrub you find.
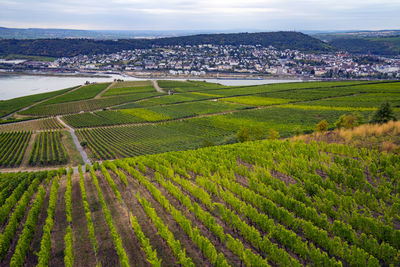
[370,101,397,124]
[237,127,251,142]
[267,128,280,140]
[316,120,329,132]
[80,140,87,147]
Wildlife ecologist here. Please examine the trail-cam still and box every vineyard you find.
[0,139,398,266]
[0,118,64,133]
[28,130,68,166]
[0,131,31,167]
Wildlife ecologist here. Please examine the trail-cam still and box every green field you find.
[0,139,398,266]
[2,79,400,166]
[0,78,399,266]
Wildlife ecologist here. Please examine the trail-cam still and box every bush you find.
[80,140,87,147]
[267,128,280,140]
[237,127,251,143]
[335,112,363,129]
[370,101,397,124]
[316,120,329,132]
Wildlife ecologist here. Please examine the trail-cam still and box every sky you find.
[1,0,400,31]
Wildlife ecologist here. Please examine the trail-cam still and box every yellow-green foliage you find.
[190,92,221,97]
[221,96,291,106]
[110,81,152,89]
[120,108,170,121]
[278,104,376,111]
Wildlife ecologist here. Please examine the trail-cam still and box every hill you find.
[0,138,398,266]
[329,36,400,56]
[0,31,335,57]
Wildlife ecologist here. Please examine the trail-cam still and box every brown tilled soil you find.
[70,173,97,267]
[147,170,242,267]
[123,168,212,266]
[20,132,36,167]
[95,170,149,267]
[83,172,120,267]
[108,169,178,266]
[49,175,68,266]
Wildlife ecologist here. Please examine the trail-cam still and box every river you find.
[0,74,302,100]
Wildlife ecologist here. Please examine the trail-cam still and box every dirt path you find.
[2,85,83,120]
[56,116,91,165]
[20,132,36,167]
[49,175,68,267]
[95,82,116,99]
[83,172,120,267]
[123,168,211,266]
[152,80,165,93]
[108,170,178,266]
[96,171,150,267]
[145,168,241,267]
[71,173,98,267]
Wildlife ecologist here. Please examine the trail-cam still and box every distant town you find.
[1,44,400,79]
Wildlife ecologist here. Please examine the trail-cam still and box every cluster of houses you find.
[2,44,400,79]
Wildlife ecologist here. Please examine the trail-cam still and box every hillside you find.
[0,31,335,57]
[1,79,400,169]
[0,79,399,266]
[0,139,398,266]
[329,36,400,56]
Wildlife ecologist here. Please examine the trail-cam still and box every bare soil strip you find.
[122,168,213,266]
[49,175,68,266]
[70,173,97,267]
[96,171,150,267]
[109,170,178,266]
[83,172,120,267]
[95,82,116,99]
[152,80,165,93]
[57,116,91,165]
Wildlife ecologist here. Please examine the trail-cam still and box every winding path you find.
[152,80,165,93]
[56,116,91,165]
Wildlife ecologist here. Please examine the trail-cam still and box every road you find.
[56,116,91,166]
[152,80,165,93]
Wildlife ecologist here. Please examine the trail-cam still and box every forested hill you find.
[329,36,400,56]
[0,31,334,57]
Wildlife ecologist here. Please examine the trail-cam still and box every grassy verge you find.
[63,131,84,165]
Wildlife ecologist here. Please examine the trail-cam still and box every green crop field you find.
[0,131,31,167]
[40,83,111,105]
[1,79,400,266]
[28,130,68,166]
[0,87,75,117]
[0,140,398,266]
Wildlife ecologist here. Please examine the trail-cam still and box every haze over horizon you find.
[1,0,399,32]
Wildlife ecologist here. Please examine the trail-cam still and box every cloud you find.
[0,0,399,30]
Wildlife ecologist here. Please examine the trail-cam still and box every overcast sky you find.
[1,0,399,31]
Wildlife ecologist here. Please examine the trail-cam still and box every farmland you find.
[1,79,400,168]
[0,78,400,266]
[0,131,31,167]
[0,139,398,266]
[28,130,68,166]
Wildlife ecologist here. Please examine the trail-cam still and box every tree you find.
[237,127,251,143]
[267,128,280,140]
[370,101,397,124]
[334,112,363,129]
[251,127,264,140]
[315,120,329,132]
